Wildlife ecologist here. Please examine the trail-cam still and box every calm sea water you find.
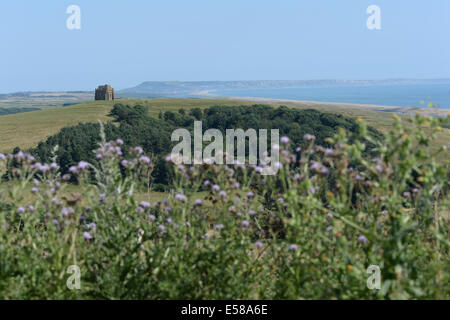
[213,83,450,109]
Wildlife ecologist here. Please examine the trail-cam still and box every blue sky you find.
[0,0,449,93]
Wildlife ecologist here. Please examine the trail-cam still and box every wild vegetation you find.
[0,104,448,299]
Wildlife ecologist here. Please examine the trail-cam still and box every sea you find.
[212,82,450,109]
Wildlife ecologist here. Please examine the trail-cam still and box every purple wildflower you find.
[289,244,298,251]
[175,193,187,203]
[77,161,89,170]
[241,220,250,228]
[194,199,204,206]
[255,241,263,249]
[83,232,93,240]
[69,166,78,174]
[139,201,151,209]
[358,235,369,244]
[139,156,151,164]
[280,136,290,144]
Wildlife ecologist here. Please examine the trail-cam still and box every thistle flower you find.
[134,147,144,155]
[18,207,25,214]
[78,161,90,170]
[69,166,78,174]
[136,207,145,214]
[148,214,156,222]
[203,180,211,187]
[166,218,173,225]
[158,225,166,233]
[280,136,290,144]
[31,187,39,194]
[88,223,97,232]
[99,193,106,202]
[50,162,59,170]
[326,226,333,232]
[303,134,316,142]
[241,220,250,228]
[255,241,263,249]
[324,148,335,157]
[139,201,151,209]
[83,232,93,240]
[249,210,256,216]
[357,235,369,244]
[289,244,298,251]
[212,184,220,192]
[214,224,224,230]
[61,207,74,217]
[0,153,5,161]
[27,205,35,213]
[16,151,25,160]
[121,159,129,167]
[175,193,187,203]
[194,199,204,206]
[139,156,151,164]
[247,192,255,199]
[116,138,124,145]
[219,190,227,199]
[164,155,172,162]
[202,233,210,239]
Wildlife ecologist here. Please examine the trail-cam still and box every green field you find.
[0,97,448,155]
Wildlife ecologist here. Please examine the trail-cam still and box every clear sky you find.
[1,0,449,93]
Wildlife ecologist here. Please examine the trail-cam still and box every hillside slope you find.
[0,97,447,156]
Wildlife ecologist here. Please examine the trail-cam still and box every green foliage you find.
[0,113,448,299]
